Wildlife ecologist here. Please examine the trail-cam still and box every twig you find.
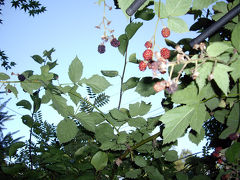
[119,131,161,160]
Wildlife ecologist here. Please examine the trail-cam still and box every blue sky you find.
[1,0,207,155]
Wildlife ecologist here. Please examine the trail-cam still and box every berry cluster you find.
[137,27,176,93]
[95,1,120,54]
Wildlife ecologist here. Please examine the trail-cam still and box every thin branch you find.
[119,131,161,160]
[118,43,128,110]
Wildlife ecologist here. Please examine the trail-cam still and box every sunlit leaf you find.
[101,70,118,77]
[207,42,233,57]
[125,22,143,40]
[231,22,240,52]
[129,101,151,117]
[56,118,78,144]
[168,17,189,33]
[166,0,191,17]
[91,151,108,171]
[0,73,10,80]
[160,105,194,144]
[68,56,83,83]
[192,0,218,10]
[83,75,111,93]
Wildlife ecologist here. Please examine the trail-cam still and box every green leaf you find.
[5,84,18,98]
[43,48,55,61]
[47,60,58,70]
[0,73,10,80]
[213,63,232,95]
[20,75,42,95]
[122,77,140,91]
[213,1,228,13]
[154,1,168,18]
[97,0,104,6]
[22,115,34,128]
[101,70,118,77]
[68,56,83,83]
[145,166,164,180]
[125,169,142,179]
[30,93,41,113]
[230,56,240,82]
[199,83,216,99]
[56,118,78,144]
[172,83,199,105]
[95,123,115,143]
[128,117,146,128]
[31,55,44,64]
[129,53,140,64]
[135,77,157,97]
[168,17,189,33]
[74,146,89,157]
[207,42,233,57]
[205,97,220,111]
[68,85,81,105]
[118,34,129,56]
[160,105,194,144]
[83,75,111,93]
[189,103,206,133]
[117,131,128,144]
[165,39,177,49]
[91,151,108,171]
[196,62,213,91]
[232,23,240,52]
[125,22,143,40]
[166,0,192,17]
[176,172,188,180]
[214,109,228,124]
[189,128,205,145]
[220,103,239,139]
[134,156,147,167]
[100,141,116,150]
[51,95,71,118]
[110,108,129,121]
[9,142,25,157]
[225,142,240,164]
[165,150,178,162]
[135,8,155,21]
[192,0,218,10]
[76,112,97,132]
[16,100,32,110]
[191,175,211,180]
[129,101,151,117]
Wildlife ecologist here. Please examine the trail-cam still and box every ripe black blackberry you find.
[110,38,120,47]
[18,74,26,81]
[98,44,106,54]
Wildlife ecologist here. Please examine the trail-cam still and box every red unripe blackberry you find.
[161,27,170,38]
[110,38,120,47]
[212,152,220,158]
[143,49,153,61]
[160,48,170,59]
[18,74,26,81]
[215,147,222,153]
[144,41,152,49]
[7,89,12,93]
[139,61,147,71]
[98,44,106,54]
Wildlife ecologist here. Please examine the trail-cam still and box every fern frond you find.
[93,93,110,108]
[79,98,94,113]
[86,86,96,99]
